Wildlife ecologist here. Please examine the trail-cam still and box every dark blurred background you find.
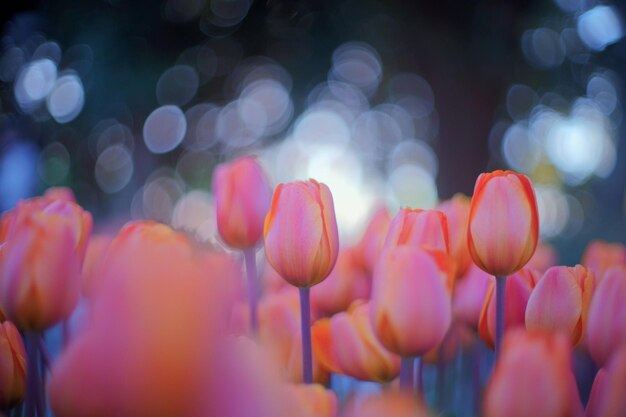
[1,0,625,262]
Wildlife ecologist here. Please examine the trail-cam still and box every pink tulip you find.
[525,265,595,345]
[370,246,452,357]
[280,384,338,417]
[81,234,113,298]
[383,208,450,254]
[484,330,583,417]
[0,321,26,408]
[453,263,494,330]
[438,193,472,276]
[586,346,626,417]
[468,170,539,276]
[582,240,626,283]
[354,206,391,274]
[526,241,559,273]
[586,266,626,366]
[342,391,433,417]
[212,156,271,249]
[478,268,540,349]
[263,179,339,288]
[312,301,400,382]
[44,186,76,202]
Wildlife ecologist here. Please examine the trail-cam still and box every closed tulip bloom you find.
[0,198,92,330]
[526,265,595,345]
[383,208,450,253]
[81,235,113,298]
[370,246,452,356]
[438,194,472,276]
[453,263,494,330]
[478,268,540,349]
[586,266,626,366]
[0,321,26,408]
[312,301,400,382]
[586,346,626,417]
[467,170,539,276]
[354,206,391,274]
[582,241,626,283]
[484,330,583,417]
[263,179,339,287]
[213,156,271,249]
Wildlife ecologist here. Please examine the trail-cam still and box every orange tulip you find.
[383,208,449,254]
[354,206,391,274]
[0,321,26,408]
[478,268,540,349]
[263,179,339,288]
[438,194,472,276]
[467,170,539,276]
[342,391,433,417]
[312,301,400,382]
[582,240,626,283]
[370,246,452,356]
[311,248,370,315]
[453,263,494,331]
[213,156,272,249]
[484,330,583,417]
[280,383,338,417]
[81,234,113,298]
[525,265,595,345]
[586,266,626,366]
[0,198,92,330]
[586,346,626,417]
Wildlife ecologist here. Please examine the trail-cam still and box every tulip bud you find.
[586,346,626,417]
[383,208,449,253]
[453,263,494,330]
[438,194,472,276]
[525,265,595,345]
[370,246,452,357]
[213,156,272,249]
[484,330,583,417]
[478,268,540,349]
[263,180,339,288]
[467,170,539,276]
[354,206,391,274]
[586,266,626,366]
[312,301,400,382]
[582,240,626,283]
[0,321,26,408]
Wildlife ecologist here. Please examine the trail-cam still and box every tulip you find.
[438,194,472,276]
[354,206,391,274]
[44,186,76,202]
[586,346,626,417]
[312,301,400,382]
[263,179,339,384]
[526,242,558,273]
[582,240,626,283]
[484,330,583,417]
[81,234,113,298]
[342,391,433,417]
[311,248,370,315]
[453,263,494,331]
[525,265,595,345]
[0,198,92,330]
[370,246,452,389]
[478,268,540,349]
[586,266,626,366]
[0,321,27,408]
[383,208,449,253]
[280,384,338,417]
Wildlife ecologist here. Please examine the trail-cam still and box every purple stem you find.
[24,333,38,417]
[399,357,414,390]
[243,249,259,334]
[473,340,482,415]
[415,357,424,396]
[299,287,313,384]
[38,336,51,371]
[495,276,507,360]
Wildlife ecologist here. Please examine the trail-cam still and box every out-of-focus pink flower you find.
[586,266,626,366]
[0,198,92,330]
[478,268,540,349]
[81,234,113,298]
[0,321,26,408]
[383,208,449,253]
[342,391,433,417]
[280,384,338,417]
[586,346,626,417]
[48,221,238,417]
[453,263,494,330]
[582,241,626,283]
[44,186,76,202]
[526,265,595,345]
[264,179,339,287]
[484,330,583,417]
[213,156,272,249]
[438,194,472,276]
[312,301,400,382]
[354,206,391,274]
[311,248,370,315]
[526,241,558,273]
[468,170,539,276]
[370,246,452,357]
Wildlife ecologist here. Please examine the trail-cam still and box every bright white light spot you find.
[293,108,351,155]
[587,73,618,115]
[330,42,382,96]
[156,65,199,106]
[577,6,623,51]
[388,140,438,177]
[351,110,403,160]
[216,100,263,149]
[14,59,57,111]
[535,185,569,238]
[95,145,134,193]
[502,122,541,174]
[172,190,216,242]
[387,164,438,211]
[240,79,293,135]
[47,74,85,123]
[143,105,187,154]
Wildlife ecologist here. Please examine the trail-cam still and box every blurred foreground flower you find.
[383,208,449,254]
[586,346,626,417]
[582,241,626,283]
[0,321,26,408]
[438,194,472,276]
[354,206,391,275]
[342,391,432,417]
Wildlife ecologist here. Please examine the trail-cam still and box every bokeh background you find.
[1,0,625,263]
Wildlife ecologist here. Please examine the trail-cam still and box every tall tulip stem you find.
[299,287,313,384]
[24,332,44,417]
[243,249,259,334]
[495,276,507,359]
[415,357,424,395]
[400,357,414,390]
